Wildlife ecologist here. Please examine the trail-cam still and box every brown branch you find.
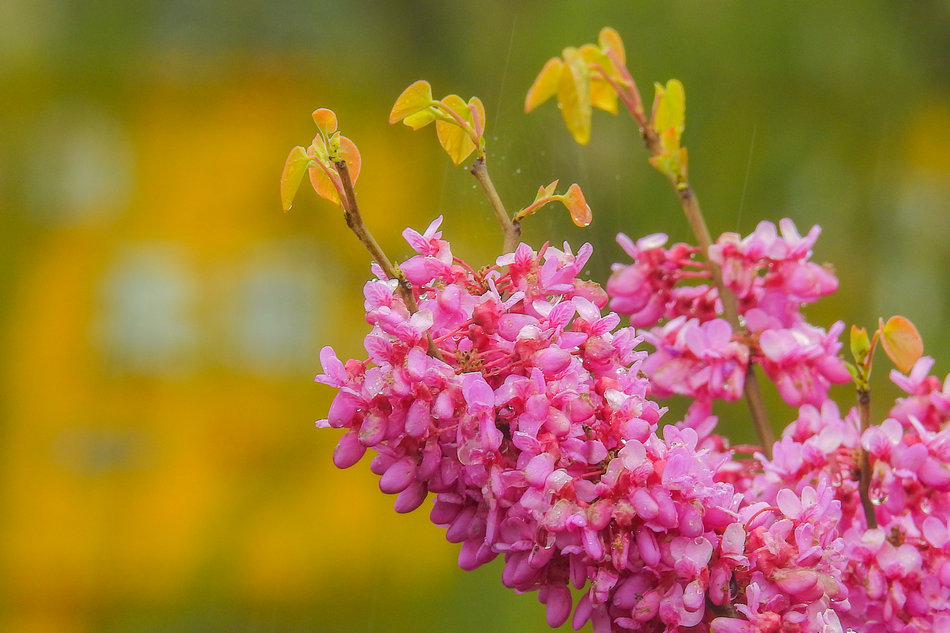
[335,160,416,311]
[857,388,878,529]
[631,105,775,458]
[675,185,775,458]
[470,157,520,254]
[334,160,444,360]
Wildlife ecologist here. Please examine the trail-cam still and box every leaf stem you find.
[470,157,521,254]
[857,388,878,529]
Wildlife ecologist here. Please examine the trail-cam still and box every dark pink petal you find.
[393,480,427,513]
[358,412,387,446]
[332,431,366,468]
[379,456,417,494]
[543,585,572,628]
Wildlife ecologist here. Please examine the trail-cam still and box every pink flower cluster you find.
[316,217,950,632]
[738,360,950,631]
[608,220,850,409]
[313,215,950,632]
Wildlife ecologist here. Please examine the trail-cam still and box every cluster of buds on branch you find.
[282,27,947,633]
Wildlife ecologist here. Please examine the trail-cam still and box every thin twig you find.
[600,63,776,457]
[470,157,520,253]
[675,185,775,458]
[334,160,416,311]
[334,160,444,360]
[857,388,878,528]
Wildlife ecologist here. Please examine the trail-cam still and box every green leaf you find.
[525,57,564,113]
[879,316,923,374]
[389,80,434,124]
[534,179,559,204]
[561,183,591,227]
[652,79,685,150]
[403,108,438,130]
[557,47,592,145]
[850,325,871,364]
[598,27,626,66]
[435,94,477,165]
[844,360,862,383]
[312,108,338,137]
[280,146,310,211]
[309,133,329,163]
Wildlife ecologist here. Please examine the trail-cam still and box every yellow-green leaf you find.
[562,183,592,227]
[649,153,675,181]
[403,108,437,130]
[525,57,564,113]
[468,96,486,138]
[598,27,626,66]
[280,145,310,211]
[652,79,685,149]
[309,133,329,163]
[879,316,923,374]
[578,43,617,79]
[850,325,871,364]
[576,44,619,114]
[557,47,592,145]
[308,136,361,206]
[677,146,689,181]
[435,94,476,165]
[660,126,679,156]
[389,80,434,124]
[534,179,559,204]
[312,108,338,136]
[590,78,618,114]
[844,360,861,383]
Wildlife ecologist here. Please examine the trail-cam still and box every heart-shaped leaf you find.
[389,80,434,124]
[525,57,564,113]
[436,94,477,165]
[308,136,361,206]
[590,78,618,114]
[403,108,438,130]
[280,145,310,211]
[312,108,338,136]
[880,316,923,374]
[468,97,486,138]
[557,47,592,145]
[577,44,618,114]
[598,27,626,66]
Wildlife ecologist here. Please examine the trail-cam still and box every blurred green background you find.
[1,2,949,632]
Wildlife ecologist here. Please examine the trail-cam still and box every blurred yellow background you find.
[1,2,949,632]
